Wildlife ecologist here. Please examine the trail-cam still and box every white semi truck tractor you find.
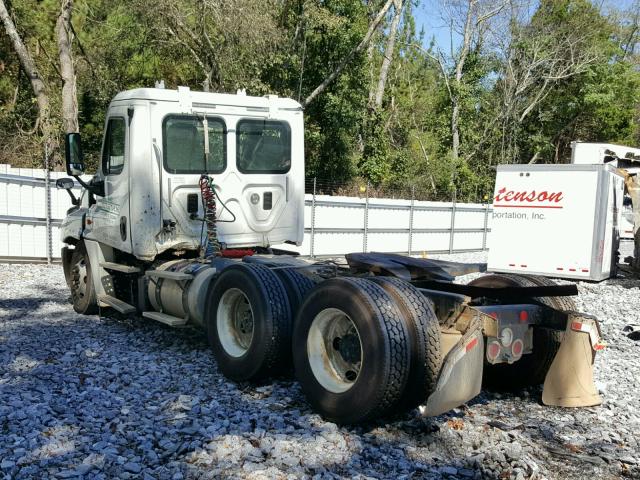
[56,87,605,424]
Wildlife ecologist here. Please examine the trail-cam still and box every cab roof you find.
[111,87,302,110]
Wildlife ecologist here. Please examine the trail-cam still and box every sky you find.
[413,0,460,54]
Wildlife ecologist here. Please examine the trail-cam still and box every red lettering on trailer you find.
[556,267,564,271]
[494,204,563,208]
[512,191,527,201]
[494,187,564,207]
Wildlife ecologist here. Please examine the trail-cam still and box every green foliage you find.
[0,0,639,202]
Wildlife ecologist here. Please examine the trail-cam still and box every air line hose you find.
[199,175,221,259]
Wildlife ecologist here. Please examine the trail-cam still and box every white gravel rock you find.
[1,256,639,479]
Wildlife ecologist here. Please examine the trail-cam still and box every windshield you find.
[163,115,226,174]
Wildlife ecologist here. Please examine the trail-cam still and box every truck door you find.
[87,111,132,252]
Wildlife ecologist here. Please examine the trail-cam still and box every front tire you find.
[292,277,411,424]
[69,243,98,315]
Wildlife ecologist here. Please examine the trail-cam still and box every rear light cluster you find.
[486,330,525,363]
[485,309,532,364]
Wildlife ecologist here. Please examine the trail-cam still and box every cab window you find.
[236,119,291,174]
[102,118,126,175]
[163,115,226,174]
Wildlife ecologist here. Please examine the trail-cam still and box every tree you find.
[494,0,635,163]
[302,0,394,107]
[56,0,78,133]
[428,0,507,161]
[0,0,53,155]
[373,0,404,108]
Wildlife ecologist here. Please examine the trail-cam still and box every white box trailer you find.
[487,164,624,281]
[571,141,640,166]
[571,141,640,239]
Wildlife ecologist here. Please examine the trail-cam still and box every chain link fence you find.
[0,167,493,262]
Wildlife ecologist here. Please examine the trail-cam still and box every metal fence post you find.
[363,182,369,252]
[408,185,415,255]
[482,202,490,250]
[310,178,316,259]
[449,187,457,254]
[44,144,52,265]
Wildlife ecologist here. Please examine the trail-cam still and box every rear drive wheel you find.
[273,267,319,319]
[69,243,98,315]
[369,276,442,412]
[205,264,291,381]
[468,273,572,389]
[292,277,411,424]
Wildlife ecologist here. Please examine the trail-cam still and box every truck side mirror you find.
[65,132,85,176]
[56,177,75,190]
[55,177,79,205]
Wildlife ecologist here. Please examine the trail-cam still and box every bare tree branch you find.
[373,0,404,108]
[302,0,394,108]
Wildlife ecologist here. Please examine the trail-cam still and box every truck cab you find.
[60,87,305,261]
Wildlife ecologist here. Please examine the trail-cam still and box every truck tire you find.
[468,273,572,389]
[205,263,292,382]
[292,277,411,424]
[273,267,319,319]
[69,243,98,315]
[369,276,442,412]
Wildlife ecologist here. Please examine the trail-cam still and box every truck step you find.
[100,262,141,274]
[142,311,188,327]
[145,270,193,281]
[98,295,137,314]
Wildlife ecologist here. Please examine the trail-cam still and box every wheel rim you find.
[217,288,254,357]
[71,257,88,299]
[307,308,362,393]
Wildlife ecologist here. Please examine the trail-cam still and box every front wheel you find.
[69,243,98,315]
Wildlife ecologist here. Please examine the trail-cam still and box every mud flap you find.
[421,319,484,416]
[542,313,604,408]
[61,247,74,288]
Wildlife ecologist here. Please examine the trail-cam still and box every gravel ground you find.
[1,253,639,480]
